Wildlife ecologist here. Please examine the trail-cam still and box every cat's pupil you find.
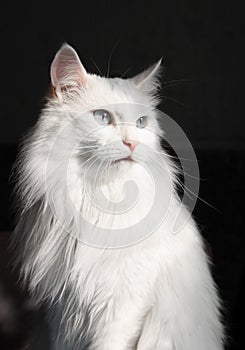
[93,109,112,125]
[136,116,148,129]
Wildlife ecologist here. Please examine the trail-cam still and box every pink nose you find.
[123,140,139,152]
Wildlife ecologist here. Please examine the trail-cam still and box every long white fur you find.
[13,44,224,349]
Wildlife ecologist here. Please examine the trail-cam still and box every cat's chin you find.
[112,157,135,171]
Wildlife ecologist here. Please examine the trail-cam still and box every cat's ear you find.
[50,43,88,95]
[130,59,162,95]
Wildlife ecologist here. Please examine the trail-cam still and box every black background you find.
[0,1,244,349]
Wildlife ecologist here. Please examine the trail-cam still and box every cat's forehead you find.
[87,75,150,107]
[84,77,155,122]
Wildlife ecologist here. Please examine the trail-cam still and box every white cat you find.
[13,44,224,349]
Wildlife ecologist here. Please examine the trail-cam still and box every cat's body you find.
[13,44,224,349]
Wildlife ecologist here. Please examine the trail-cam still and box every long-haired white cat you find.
[13,44,224,349]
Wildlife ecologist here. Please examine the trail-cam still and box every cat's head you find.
[44,44,164,178]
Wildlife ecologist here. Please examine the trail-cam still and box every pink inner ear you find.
[50,44,87,93]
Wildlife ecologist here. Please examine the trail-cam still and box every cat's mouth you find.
[113,156,134,163]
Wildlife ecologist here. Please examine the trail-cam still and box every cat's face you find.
[46,44,163,177]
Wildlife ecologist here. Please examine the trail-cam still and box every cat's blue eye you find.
[93,109,112,125]
[136,116,148,129]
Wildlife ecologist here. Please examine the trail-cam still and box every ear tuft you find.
[50,43,87,94]
[130,59,162,96]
